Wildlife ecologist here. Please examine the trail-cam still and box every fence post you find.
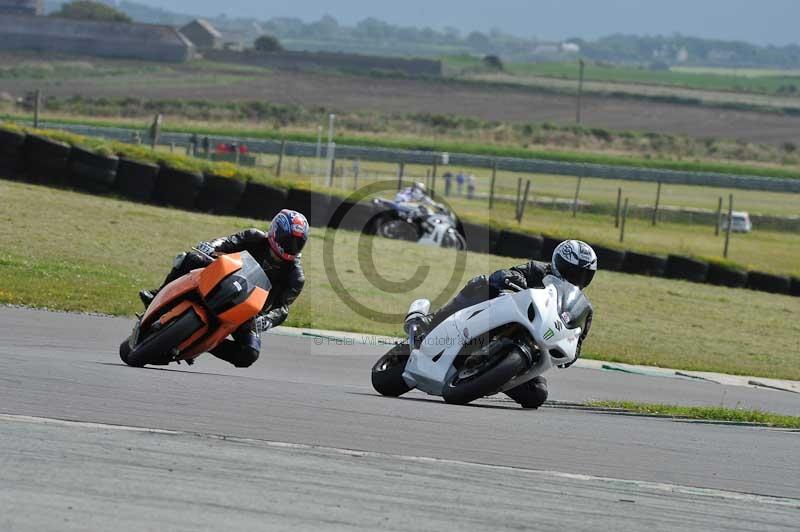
[276,139,286,177]
[572,175,582,217]
[715,196,723,236]
[397,162,405,190]
[615,187,622,228]
[33,89,41,128]
[620,198,629,242]
[353,159,360,190]
[149,113,162,150]
[315,125,323,176]
[652,181,662,226]
[515,177,523,218]
[325,142,336,187]
[330,157,336,185]
[723,194,733,258]
[517,180,531,223]
[489,164,497,210]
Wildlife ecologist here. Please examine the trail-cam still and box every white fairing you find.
[403,279,582,396]
[418,216,459,247]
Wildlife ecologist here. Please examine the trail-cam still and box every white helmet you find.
[552,240,598,289]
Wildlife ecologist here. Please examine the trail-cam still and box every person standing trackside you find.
[443,171,453,196]
[467,174,476,199]
[456,172,465,196]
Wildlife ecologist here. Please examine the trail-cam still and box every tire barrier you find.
[195,174,246,215]
[539,236,561,262]
[791,277,800,297]
[328,198,380,232]
[23,134,71,186]
[115,158,159,203]
[621,251,668,277]
[67,146,119,193]
[284,188,333,228]
[665,255,710,283]
[0,129,26,179]
[153,165,204,210]
[1,130,796,298]
[746,271,791,295]
[237,182,288,220]
[460,221,498,254]
[706,263,748,288]
[592,245,626,272]
[496,230,544,260]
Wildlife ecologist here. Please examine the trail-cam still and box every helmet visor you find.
[555,255,596,289]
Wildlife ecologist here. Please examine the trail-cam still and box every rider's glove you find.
[196,242,215,256]
[254,316,273,335]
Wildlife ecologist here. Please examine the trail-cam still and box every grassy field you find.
[588,401,800,429]
[1,179,798,380]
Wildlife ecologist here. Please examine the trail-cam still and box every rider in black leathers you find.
[423,240,597,408]
[140,210,308,368]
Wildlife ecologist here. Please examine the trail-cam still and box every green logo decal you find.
[543,328,555,341]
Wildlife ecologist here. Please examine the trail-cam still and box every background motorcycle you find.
[370,198,466,250]
[371,276,589,406]
[119,250,271,367]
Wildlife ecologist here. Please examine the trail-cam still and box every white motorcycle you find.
[371,198,466,251]
[371,276,589,406]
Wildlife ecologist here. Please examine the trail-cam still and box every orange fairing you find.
[142,270,202,324]
[199,253,243,297]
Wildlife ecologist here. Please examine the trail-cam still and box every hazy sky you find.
[143,0,800,46]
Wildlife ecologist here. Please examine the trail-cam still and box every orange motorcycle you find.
[120,251,270,367]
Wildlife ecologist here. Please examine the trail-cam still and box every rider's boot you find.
[139,289,158,309]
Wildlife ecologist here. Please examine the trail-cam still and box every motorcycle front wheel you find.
[441,230,467,251]
[121,310,204,367]
[371,343,412,397]
[443,347,526,405]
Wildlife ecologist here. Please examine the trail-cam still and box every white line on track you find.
[2,412,799,508]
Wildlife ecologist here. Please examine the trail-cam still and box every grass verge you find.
[588,401,800,429]
[1,179,799,380]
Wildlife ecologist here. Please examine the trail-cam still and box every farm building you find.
[180,19,222,50]
[0,13,194,62]
[0,0,42,15]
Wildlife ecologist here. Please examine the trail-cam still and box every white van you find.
[722,211,753,233]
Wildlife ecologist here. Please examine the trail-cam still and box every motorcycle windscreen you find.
[203,251,270,315]
[543,275,591,330]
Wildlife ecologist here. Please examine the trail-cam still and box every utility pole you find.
[723,194,734,258]
[576,59,585,124]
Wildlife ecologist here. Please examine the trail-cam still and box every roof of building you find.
[181,18,222,39]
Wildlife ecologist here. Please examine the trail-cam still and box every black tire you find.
[505,376,548,409]
[284,188,332,227]
[540,236,561,262]
[706,263,748,288]
[119,338,133,365]
[441,230,467,251]
[592,244,626,272]
[124,310,204,367]
[665,255,710,283]
[153,165,204,210]
[746,271,791,294]
[443,348,526,406]
[68,146,118,192]
[0,129,26,178]
[237,181,288,220]
[790,277,800,297]
[115,158,159,202]
[371,344,412,397]
[195,174,246,214]
[460,221,498,254]
[496,230,544,260]
[621,251,668,277]
[23,134,71,185]
[328,199,379,233]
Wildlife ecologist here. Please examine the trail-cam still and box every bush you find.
[50,1,132,23]
[254,35,283,52]
[482,55,504,71]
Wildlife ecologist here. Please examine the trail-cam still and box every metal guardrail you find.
[42,122,800,194]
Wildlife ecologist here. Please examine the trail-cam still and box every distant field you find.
[4,53,800,146]
[505,61,800,95]
[1,179,798,380]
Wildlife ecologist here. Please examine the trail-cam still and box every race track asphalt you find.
[1,307,798,531]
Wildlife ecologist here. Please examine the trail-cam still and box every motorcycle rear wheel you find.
[371,343,412,397]
[378,219,418,242]
[122,310,204,368]
[443,348,526,405]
